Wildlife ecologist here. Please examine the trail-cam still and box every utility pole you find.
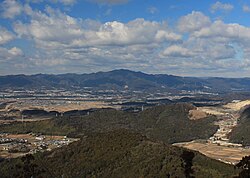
[182,76,186,87]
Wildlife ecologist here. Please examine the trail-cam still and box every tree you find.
[236,156,250,178]
[181,150,195,178]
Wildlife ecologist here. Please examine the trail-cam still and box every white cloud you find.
[243,5,250,13]
[51,0,76,5]
[14,7,85,46]
[0,47,23,61]
[26,0,76,5]
[87,0,129,5]
[156,11,250,76]
[177,11,211,33]
[176,12,240,60]
[155,30,181,42]
[8,47,23,56]
[0,27,15,45]
[14,7,181,49]
[161,45,193,58]
[11,6,183,74]
[1,0,22,19]
[2,6,250,77]
[210,1,234,13]
[60,0,76,5]
[192,20,250,43]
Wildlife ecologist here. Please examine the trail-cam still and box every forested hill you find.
[0,103,218,144]
[0,130,239,178]
[0,103,243,177]
[1,69,250,92]
[230,106,250,146]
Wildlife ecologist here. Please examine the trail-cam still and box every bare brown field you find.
[199,107,225,116]
[4,100,117,113]
[174,142,250,164]
[0,120,15,124]
[224,100,250,111]
[41,101,110,112]
[15,118,52,122]
[188,108,208,120]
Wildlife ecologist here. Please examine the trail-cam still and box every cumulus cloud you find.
[10,6,184,74]
[188,38,236,60]
[26,0,76,5]
[58,0,76,5]
[13,7,181,49]
[0,47,23,61]
[210,1,234,13]
[1,0,22,19]
[161,45,193,58]
[0,25,19,62]
[156,11,250,76]
[87,0,129,5]
[0,27,15,45]
[192,20,250,44]
[8,47,23,56]
[179,12,246,61]
[2,4,250,76]
[177,11,211,33]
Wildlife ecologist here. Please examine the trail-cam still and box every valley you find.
[175,100,250,165]
[0,78,250,177]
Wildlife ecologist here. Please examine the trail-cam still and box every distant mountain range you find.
[1,69,250,93]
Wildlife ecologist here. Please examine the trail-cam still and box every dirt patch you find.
[6,101,111,113]
[188,109,208,120]
[224,100,250,111]
[174,141,250,165]
[199,107,225,116]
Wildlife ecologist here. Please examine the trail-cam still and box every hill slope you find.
[0,103,218,144]
[0,130,238,178]
[230,106,250,146]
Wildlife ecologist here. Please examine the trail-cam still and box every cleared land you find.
[177,100,250,165]
[0,99,118,123]
[4,100,112,113]
[199,107,225,116]
[224,100,250,111]
[174,141,250,165]
[188,108,208,120]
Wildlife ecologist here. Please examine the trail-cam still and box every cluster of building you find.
[0,133,78,158]
[208,114,242,147]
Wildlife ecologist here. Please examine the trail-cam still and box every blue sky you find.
[1,0,250,77]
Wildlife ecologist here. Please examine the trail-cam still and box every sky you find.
[1,0,250,77]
